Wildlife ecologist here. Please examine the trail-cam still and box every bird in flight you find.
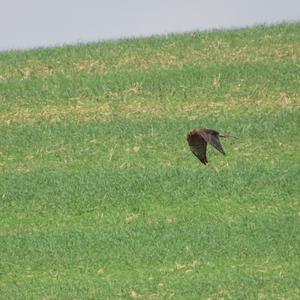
[187,128,235,165]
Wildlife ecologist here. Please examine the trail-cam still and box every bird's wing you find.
[187,132,208,164]
[200,131,225,155]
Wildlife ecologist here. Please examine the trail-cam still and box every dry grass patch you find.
[15,166,30,173]
[73,59,107,74]
[0,109,32,125]
[125,212,139,224]
[1,94,298,126]
[41,103,113,122]
[117,52,182,71]
[0,63,58,80]
[0,103,113,125]
[0,59,108,81]
[115,42,300,71]
[160,260,201,273]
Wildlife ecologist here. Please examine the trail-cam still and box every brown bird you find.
[187,128,233,165]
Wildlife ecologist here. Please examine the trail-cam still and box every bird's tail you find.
[219,134,237,139]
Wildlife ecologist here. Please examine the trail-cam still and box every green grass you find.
[0,22,300,299]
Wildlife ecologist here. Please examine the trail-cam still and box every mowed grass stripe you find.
[1,60,299,107]
[0,109,298,174]
[1,212,299,298]
[0,162,298,233]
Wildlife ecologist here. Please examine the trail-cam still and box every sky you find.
[0,0,299,51]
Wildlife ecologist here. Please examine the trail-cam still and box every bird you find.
[186,128,234,165]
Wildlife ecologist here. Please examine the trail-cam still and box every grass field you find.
[0,22,300,299]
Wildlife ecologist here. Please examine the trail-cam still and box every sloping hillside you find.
[0,22,299,299]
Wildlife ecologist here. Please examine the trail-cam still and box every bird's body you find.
[187,128,230,165]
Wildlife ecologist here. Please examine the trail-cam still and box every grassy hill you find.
[0,22,299,299]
